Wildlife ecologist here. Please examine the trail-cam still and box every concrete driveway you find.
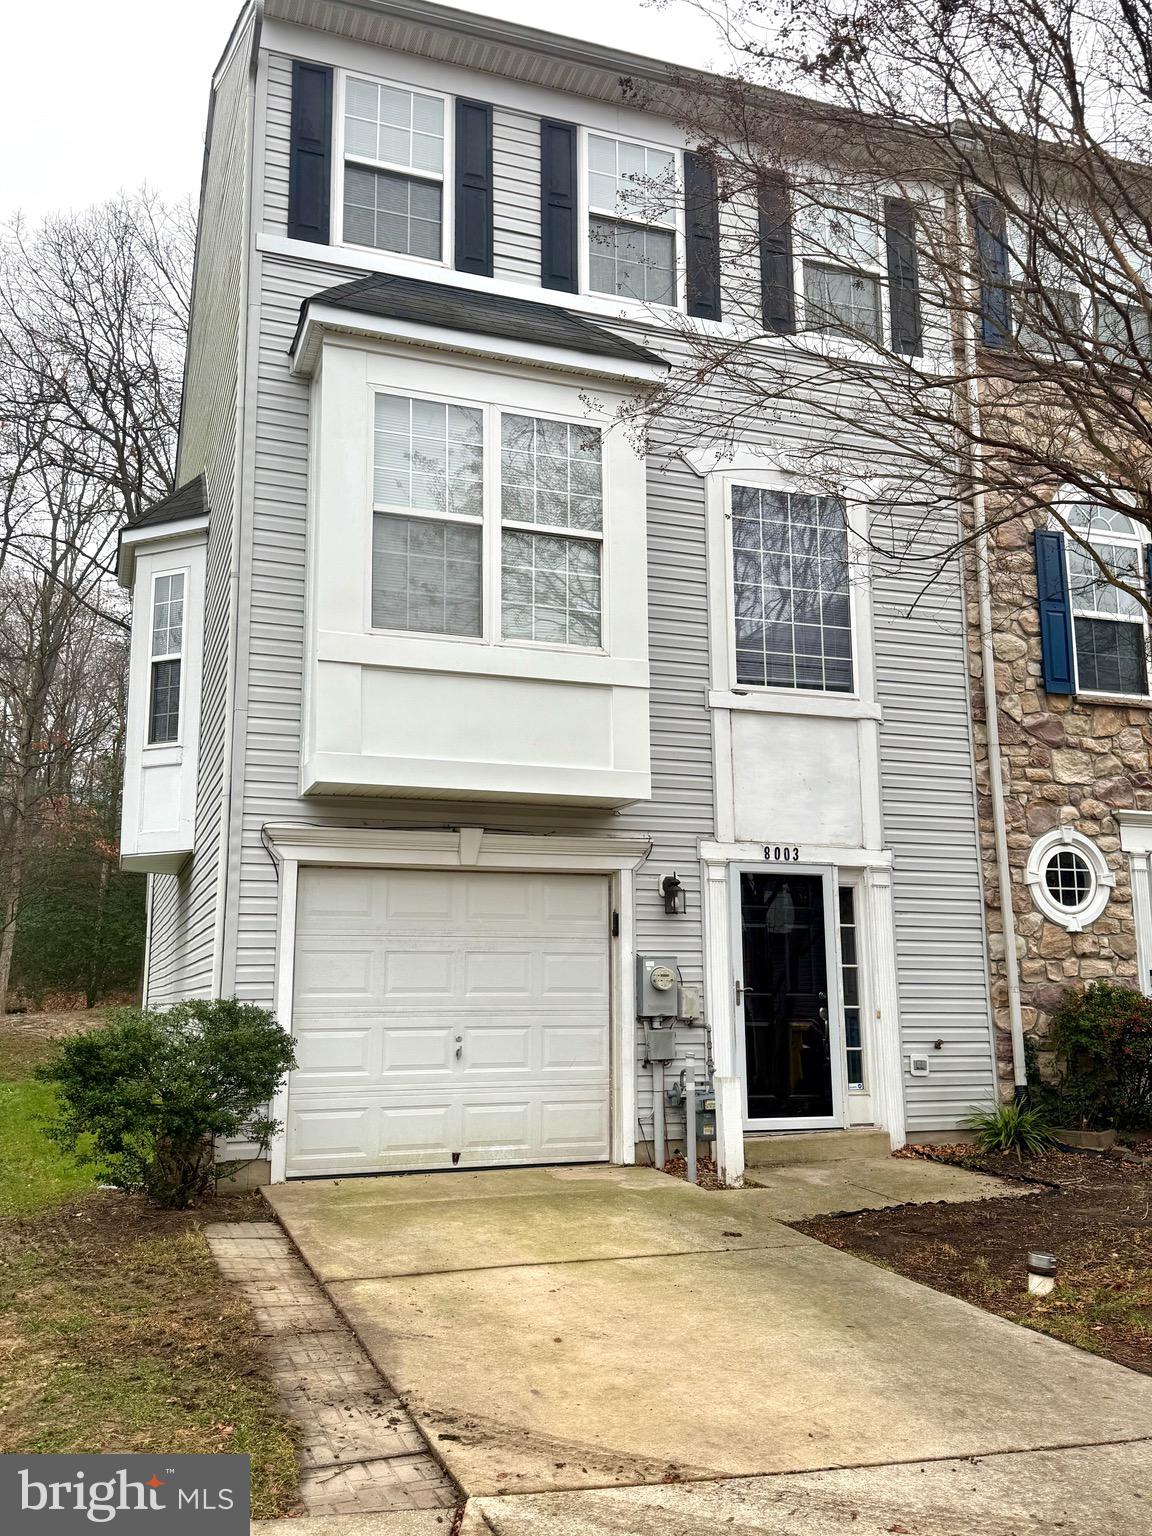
[264,1164,1152,1529]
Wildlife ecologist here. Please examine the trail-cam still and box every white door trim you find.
[264,824,651,1182]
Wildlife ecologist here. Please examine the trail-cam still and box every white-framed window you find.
[798,192,884,344]
[1064,499,1151,697]
[838,884,865,1090]
[147,571,184,745]
[339,74,447,259]
[500,414,603,646]
[586,133,679,306]
[369,390,606,651]
[730,483,853,693]
[1026,828,1115,930]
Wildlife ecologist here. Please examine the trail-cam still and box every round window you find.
[1042,848,1094,912]
[1026,831,1113,930]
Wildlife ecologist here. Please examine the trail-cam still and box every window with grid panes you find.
[148,572,184,744]
[500,413,603,647]
[342,77,445,258]
[587,134,678,305]
[1064,501,1150,696]
[838,887,864,1090]
[730,485,853,692]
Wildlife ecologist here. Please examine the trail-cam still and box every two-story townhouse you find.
[116,0,1000,1185]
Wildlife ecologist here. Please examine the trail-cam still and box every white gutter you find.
[956,187,1028,1095]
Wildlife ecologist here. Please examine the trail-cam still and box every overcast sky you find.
[1,0,731,222]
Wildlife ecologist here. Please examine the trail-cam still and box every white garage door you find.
[286,867,611,1176]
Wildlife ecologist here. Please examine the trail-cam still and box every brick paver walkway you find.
[205,1221,458,1518]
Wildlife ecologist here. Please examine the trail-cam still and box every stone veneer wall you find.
[967,508,1152,1092]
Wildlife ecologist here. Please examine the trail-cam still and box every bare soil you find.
[795,1146,1152,1376]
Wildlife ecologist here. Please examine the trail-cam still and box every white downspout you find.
[957,187,1028,1096]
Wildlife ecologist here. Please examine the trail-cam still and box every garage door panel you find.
[293,1026,375,1078]
[383,948,457,998]
[295,941,375,1001]
[288,869,611,1176]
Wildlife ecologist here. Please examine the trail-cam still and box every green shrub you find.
[1048,980,1152,1131]
[38,1000,296,1208]
[966,1100,1057,1158]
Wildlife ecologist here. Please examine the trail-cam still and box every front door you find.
[737,870,845,1129]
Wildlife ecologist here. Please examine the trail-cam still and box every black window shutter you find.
[884,198,923,356]
[974,196,1012,349]
[684,151,722,320]
[454,99,494,277]
[288,61,333,244]
[758,174,795,333]
[540,120,578,293]
[1034,529,1075,694]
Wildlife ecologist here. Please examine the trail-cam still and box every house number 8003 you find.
[764,845,801,862]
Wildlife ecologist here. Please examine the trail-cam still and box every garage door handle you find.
[455,1035,463,1060]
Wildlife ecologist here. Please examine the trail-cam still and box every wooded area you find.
[0,192,193,1009]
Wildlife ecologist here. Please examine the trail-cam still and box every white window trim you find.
[332,68,454,268]
[578,126,685,314]
[1025,827,1115,931]
[703,464,874,708]
[364,383,611,657]
[146,568,187,749]
[1056,489,1152,702]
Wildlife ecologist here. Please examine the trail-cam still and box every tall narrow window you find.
[1064,502,1150,696]
[587,135,678,305]
[371,393,484,636]
[342,78,445,258]
[500,413,603,647]
[148,572,184,745]
[838,887,864,1090]
[731,485,853,692]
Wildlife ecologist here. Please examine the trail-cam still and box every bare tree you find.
[624,0,1152,596]
[0,191,192,1010]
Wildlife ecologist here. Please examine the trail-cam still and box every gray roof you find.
[293,274,666,367]
[126,475,209,531]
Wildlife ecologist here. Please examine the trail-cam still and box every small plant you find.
[1049,981,1152,1131]
[965,1100,1057,1159]
[38,999,296,1208]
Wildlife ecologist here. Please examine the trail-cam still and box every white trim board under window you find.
[334,69,453,264]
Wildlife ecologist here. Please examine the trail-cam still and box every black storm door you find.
[739,872,836,1122]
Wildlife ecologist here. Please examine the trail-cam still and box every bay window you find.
[370,392,605,650]
[587,134,678,305]
[342,77,445,257]
[730,484,853,692]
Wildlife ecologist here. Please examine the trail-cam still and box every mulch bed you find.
[795,1146,1152,1376]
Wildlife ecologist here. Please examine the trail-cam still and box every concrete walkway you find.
[264,1163,1152,1530]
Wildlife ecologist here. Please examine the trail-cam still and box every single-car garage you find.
[285,866,612,1176]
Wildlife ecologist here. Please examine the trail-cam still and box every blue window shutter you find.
[540,120,578,292]
[454,99,493,277]
[288,61,333,244]
[973,196,1012,349]
[758,174,795,334]
[1034,529,1075,694]
[684,151,722,320]
[884,198,922,356]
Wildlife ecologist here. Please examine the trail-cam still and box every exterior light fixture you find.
[661,873,685,915]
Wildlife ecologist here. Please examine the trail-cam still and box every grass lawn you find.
[796,1145,1152,1376]
[0,1011,301,1518]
